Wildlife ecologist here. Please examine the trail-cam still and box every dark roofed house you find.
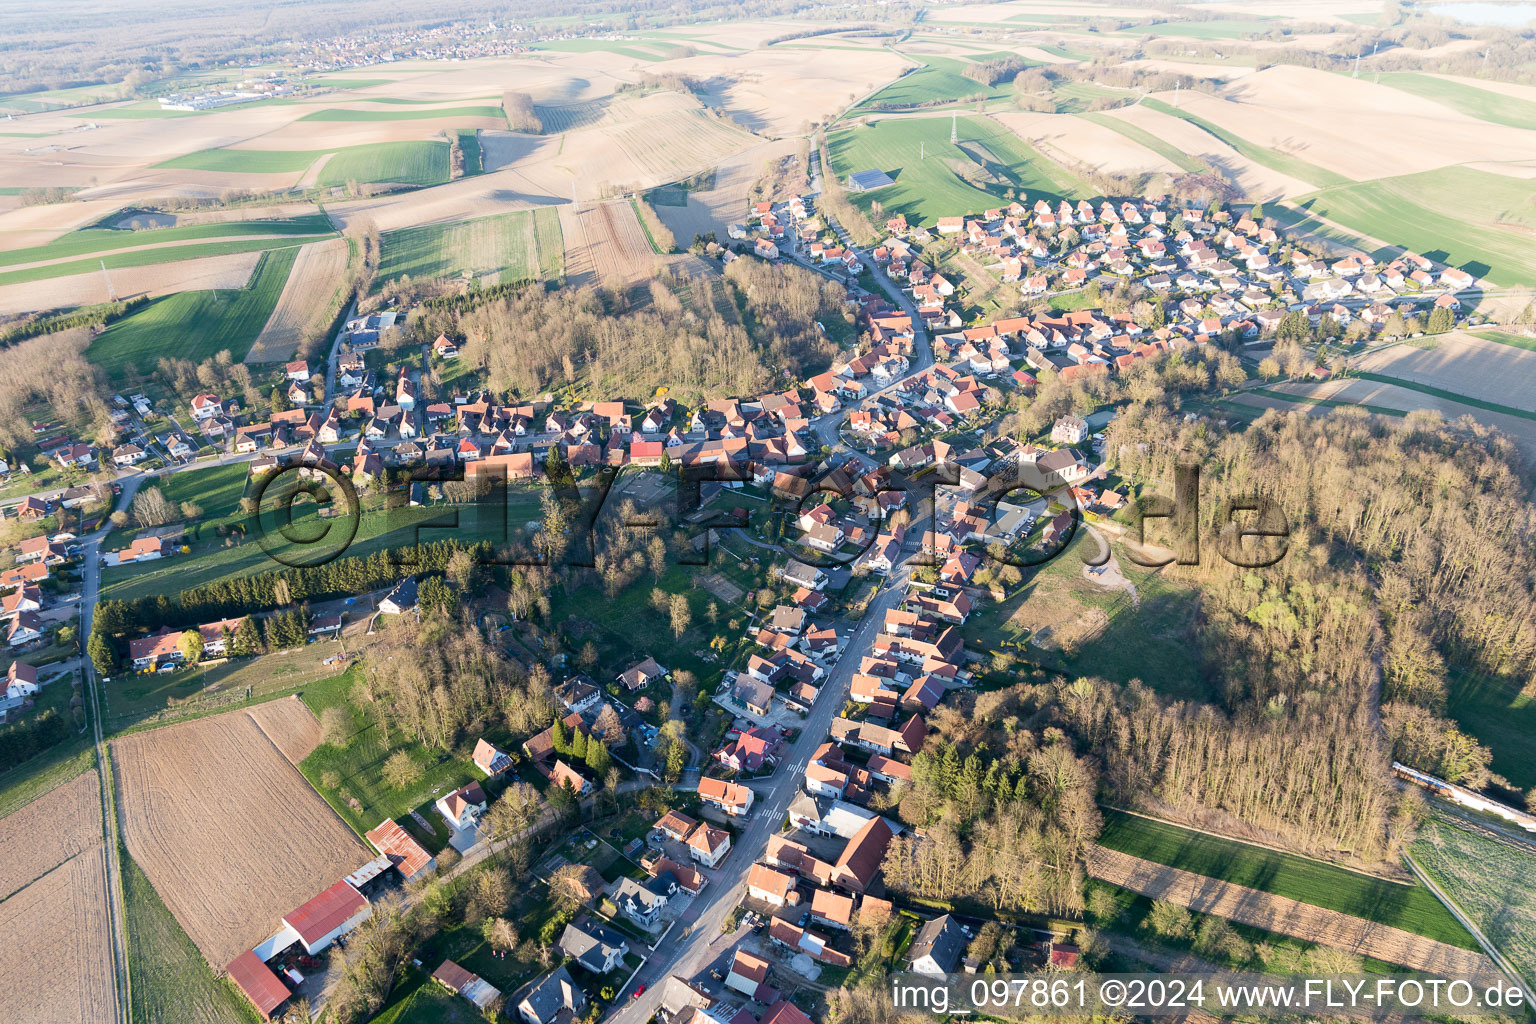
[517,965,585,1024]
[557,918,630,974]
[909,913,966,976]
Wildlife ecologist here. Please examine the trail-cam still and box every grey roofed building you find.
[847,169,895,192]
[517,965,585,1024]
[557,918,630,973]
[909,913,966,976]
[613,875,671,926]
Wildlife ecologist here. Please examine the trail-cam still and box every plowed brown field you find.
[0,770,119,1024]
[113,704,369,966]
[1087,846,1497,977]
[247,238,348,364]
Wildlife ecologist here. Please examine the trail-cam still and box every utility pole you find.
[100,259,117,302]
[1173,81,1180,108]
[950,111,957,144]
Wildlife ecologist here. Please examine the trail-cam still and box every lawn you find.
[825,114,1084,226]
[85,246,298,376]
[122,851,258,1024]
[1291,166,1536,287]
[299,105,507,123]
[298,668,479,838]
[850,53,1025,114]
[1408,811,1536,988]
[1097,810,1477,949]
[317,140,451,188]
[159,462,251,523]
[962,534,1208,702]
[99,489,544,603]
[1140,97,1353,190]
[1077,112,1206,172]
[1446,666,1536,789]
[1374,73,1536,131]
[0,214,332,270]
[376,207,562,288]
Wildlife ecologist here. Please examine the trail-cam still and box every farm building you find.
[433,959,502,1012]
[364,820,436,882]
[280,879,372,954]
[226,950,291,1020]
[846,169,894,192]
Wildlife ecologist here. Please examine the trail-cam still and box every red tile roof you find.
[365,819,434,880]
[226,951,289,1019]
[283,880,367,946]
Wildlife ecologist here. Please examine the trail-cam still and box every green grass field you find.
[317,140,451,188]
[1078,112,1206,172]
[1049,82,1136,113]
[154,148,327,173]
[0,214,332,270]
[456,129,482,175]
[122,851,258,1024]
[826,114,1084,225]
[99,489,544,603]
[1292,166,1536,287]
[376,206,562,287]
[298,669,477,839]
[533,38,671,61]
[1141,97,1352,189]
[1374,73,1536,131]
[1480,329,1536,353]
[1447,666,1536,789]
[85,247,298,376]
[1098,811,1477,948]
[298,104,507,123]
[851,53,1023,113]
[1118,18,1275,39]
[1409,812,1536,987]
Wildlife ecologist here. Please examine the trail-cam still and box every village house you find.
[698,776,754,817]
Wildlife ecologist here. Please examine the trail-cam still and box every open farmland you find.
[0,249,264,317]
[1139,97,1351,189]
[317,140,451,188]
[1096,810,1475,946]
[996,110,1183,175]
[826,114,1085,226]
[605,110,756,188]
[86,245,299,375]
[377,205,563,288]
[1375,73,1536,132]
[299,104,508,123]
[1100,103,1315,199]
[246,236,350,364]
[850,53,1018,113]
[1409,811,1536,990]
[1086,845,1491,975]
[653,138,800,244]
[0,770,120,1024]
[560,200,664,289]
[1077,111,1206,172]
[112,700,371,966]
[1292,167,1536,287]
[1351,333,1536,415]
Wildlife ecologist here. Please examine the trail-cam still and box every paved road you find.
[608,562,912,1024]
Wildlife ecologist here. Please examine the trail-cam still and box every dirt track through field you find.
[1086,846,1496,977]
[0,770,119,1024]
[247,237,349,364]
[113,705,370,967]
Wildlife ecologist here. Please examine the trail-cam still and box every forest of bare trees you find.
[0,329,110,451]
[448,263,842,403]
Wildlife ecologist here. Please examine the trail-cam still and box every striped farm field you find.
[316,140,451,188]
[298,104,507,123]
[536,99,614,133]
[0,214,333,270]
[86,246,299,375]
[377,206,563,287]
[1078,112,1205,172]
[605,110,754,184]
[1140,97,1352,189]
[1097,811,1476,948]
[154,148,326,173]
